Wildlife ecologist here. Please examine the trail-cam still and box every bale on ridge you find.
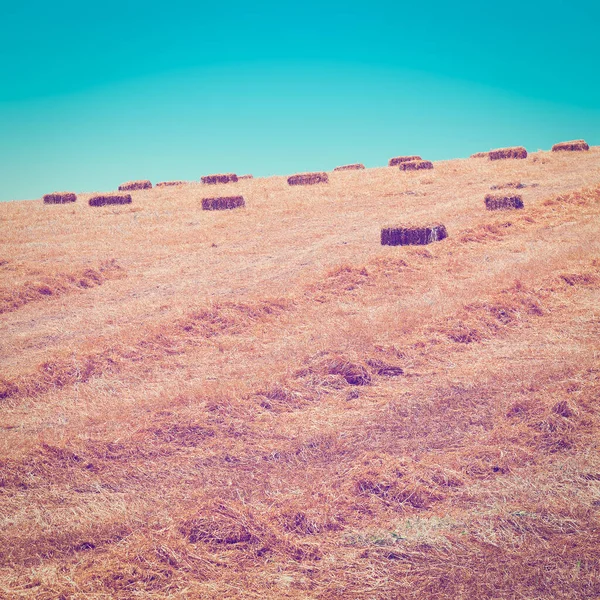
[398,160,433,171]
[381,224,448,246]
[484,194,524,211]
[89,194,132,207]
[388,156,421,166]
[156,181,187,187]
[489,147,527,160]
[202,196,245,211]
[287,172,329,186]
[201,174,238,184]
[470,151,489,159]
[238,174,253,180]
[334,163,365,171]
[43,192,77,204]
[118,180,152,191]
[551,139,589,152]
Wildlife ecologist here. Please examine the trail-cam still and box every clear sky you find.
[1,0,599,201]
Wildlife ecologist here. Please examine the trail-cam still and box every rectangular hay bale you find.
[334,163,365,171]
[551,139,589,152]
[287,172,329,186]
[43,192,77,204]
[489,146,527,160]
[381,223,448,246]
[388,155,421,166]
[398,160,433,171]
[201,196,245,211]
[118,180,152,191]
[89,194,133,207]
[201,174,238,184]
[484,194,524,210]
[238,174,254,180]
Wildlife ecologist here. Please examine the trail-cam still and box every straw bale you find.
[88,194,132,207]
[551,139,589,152]
[287,172,329,186]
[201,196,245,211]
[43,192,76,204]
[238,174,254,180]
[484,194,524,210]
[398,160,433,171]
[388,155,421,166]
[489,146,527,160]
[201,174,238,184]
[334,164,365,171]
[118,180,152,191]
[470,152,489,158]
[381,223,448,246]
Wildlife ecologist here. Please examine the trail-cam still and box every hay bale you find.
[489,146,527,160]
[398,160,433,171]
[43,192,76,204]
[484,194,524,210]
[552,139,589,152]
[201,174,238,184]
[490,182,526,190]
[238,174,254,180]
[287,172,329,186]
[118,180,152,191]
[156,181,186,187]
[334,163,365,171]
[88,194,132,207]
[201,196,245,211]
[381,224,448,246]
[388,155,421,166]
[470,151,489,159]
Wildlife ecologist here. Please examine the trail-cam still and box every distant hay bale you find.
[43,192,76,204]
[490,182,526,190]
[551,139,589,152]
[398,160,433,171]
[88,194,132,207]
[238,174,254,180]
[334,163,365,171]
[118,180,152,191]
[381,223,448,246]
[156,181,186,187]
[484,194,524,210]
[388,155,421,166]
[201,174,238,184]
[489,146,527,160]
[287,172,329,186]
[470,151,489,159]
[201,196,245,211]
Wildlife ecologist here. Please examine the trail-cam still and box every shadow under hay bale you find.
[201,174,238,184]
[43,192,77,204]
[552,139,590,152]
[118,180,152,191]
[398,160,433,171]
[388,155,421,166]
[470,151,490,158]
[287,172,329,186]
[156,181,187,187]
[485,194,524,210]
[489,146,527,160]
[88,194,132,207]
[381,224,448,246]
[201,196,245,211]
[334,163,365,171]
[238,174,253,180]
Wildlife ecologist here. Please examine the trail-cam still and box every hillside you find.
[1,148,600,599]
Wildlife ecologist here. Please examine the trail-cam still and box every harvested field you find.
[201,195,245,211]
[118,180,152,191]
[42,192,76,204]
[485,194,524,210]
[552,139,590,152]
[489,146,528,160]
[156,181,187,187]
[88,193,132,206]
[334,163,365,171]
[381,223,448,245]
[288,172,329,185]
[388,155,421,166]
[398,159,433,171]
[201,173,238,184]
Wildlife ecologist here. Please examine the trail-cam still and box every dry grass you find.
[118,180,152,191]
[42,192,76,204]
[552,140,590,152]
[1,148,600,598]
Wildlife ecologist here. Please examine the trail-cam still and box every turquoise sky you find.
[1,0,599,201]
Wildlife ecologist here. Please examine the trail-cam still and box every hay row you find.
[552,139,589,152]
[381,224,448,246]
[118,180,152,191]
[398,160,433,171]
[484,194,524,211]
[388,155,421,166]
[287,172,329,186]
[489,146,527,160]
[43,192,77,204]
[201,196,245,211]
[334,164,365,171]
[202,174,238,184]
[156,181,187,187]
[89,194,132,207]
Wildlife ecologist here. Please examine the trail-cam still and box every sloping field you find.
[1,149,600,598]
